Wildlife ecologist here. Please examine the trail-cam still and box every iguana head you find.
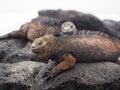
[31,34,54,58]
[61,21,77,35]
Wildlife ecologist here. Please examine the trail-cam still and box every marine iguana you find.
[31,31,120,79]
[37,9,120,39]
[0,21,76,41]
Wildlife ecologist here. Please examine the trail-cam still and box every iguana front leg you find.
[55,53,76,72]
[42,53,76,80]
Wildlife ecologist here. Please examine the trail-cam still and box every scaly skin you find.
[0,21,76,41]
[31,32,120,79]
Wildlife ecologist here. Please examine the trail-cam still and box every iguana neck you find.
[50,36,67,57]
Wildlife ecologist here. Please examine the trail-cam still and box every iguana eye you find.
[38,41,47,47]
[38,41,43,45]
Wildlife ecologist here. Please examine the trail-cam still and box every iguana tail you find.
[0,33,11,40]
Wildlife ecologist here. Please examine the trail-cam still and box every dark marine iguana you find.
[0,21,76,41]
[31,31,120,80]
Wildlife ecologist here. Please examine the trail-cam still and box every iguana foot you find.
[41,67,60,81]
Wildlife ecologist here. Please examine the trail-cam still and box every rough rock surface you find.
[0,61,45,90]
[0,39,45,63]
[0,59,120,90]
[34,61,120,90]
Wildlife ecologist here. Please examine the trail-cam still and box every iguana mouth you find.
[31,45,43,53]
[31,40,47,51]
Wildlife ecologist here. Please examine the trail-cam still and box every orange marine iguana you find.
[0,21,76,41]
[31,31,120,79]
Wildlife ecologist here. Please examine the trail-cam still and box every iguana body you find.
[31,31,120,78]
[0,21,76,41]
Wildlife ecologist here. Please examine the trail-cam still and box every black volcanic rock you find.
[0,60,120,90]
[0,61,45,90]
[34,62,120,90]
[0,39,45,63]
